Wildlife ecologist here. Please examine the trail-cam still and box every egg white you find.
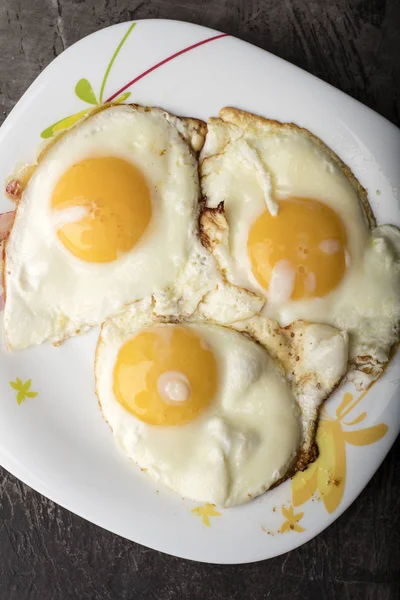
[4,105,203,349]
[95,297,348,507]
[96,300,301,507]
[200,108,400,381]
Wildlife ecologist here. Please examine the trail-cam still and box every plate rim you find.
[0,18,399,564]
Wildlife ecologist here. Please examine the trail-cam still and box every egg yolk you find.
[113,325,218,426]
[51,157,152,263]
[247,197,347,300]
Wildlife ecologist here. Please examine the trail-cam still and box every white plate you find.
[0,19,399,565]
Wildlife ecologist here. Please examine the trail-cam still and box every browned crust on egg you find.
[269,366,349,491]
[199,203,267,315]
[269,443,319,492]
[351,355,384,380]
[199,200,226,252]
[230,317,349,493]
[198,201,249,292]
[349,340,400,384]
[270,368,348,491]
[279,322,348,475]
[179,116,207,153]
[217,106,376,229]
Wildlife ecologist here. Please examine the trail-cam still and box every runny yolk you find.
[247,197,347,300]
[113,325,218,426]
[51,157,152,263]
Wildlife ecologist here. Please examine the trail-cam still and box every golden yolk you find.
[248,197,347,300]
[113,325,218,426]
[51,157,152,263]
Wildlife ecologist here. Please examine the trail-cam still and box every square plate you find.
[0,19,399,564]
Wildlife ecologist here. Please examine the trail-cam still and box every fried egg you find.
[200,107,400,387]
[95,298,348,506]
[3,104,206,349]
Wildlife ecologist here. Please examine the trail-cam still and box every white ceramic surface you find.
[0,19,399,564]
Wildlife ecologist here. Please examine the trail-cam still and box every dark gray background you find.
[0,1,399,599]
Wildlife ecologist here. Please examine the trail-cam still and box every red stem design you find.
[105,33,229,102]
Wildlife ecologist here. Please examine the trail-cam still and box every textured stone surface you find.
[0,1,399,598]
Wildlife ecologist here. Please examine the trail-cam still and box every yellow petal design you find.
[344,412,367,426]
[316,420,346,514]
[343,424,388,446]
[280,521,290,533]
[291,386,389,516]
[279,505,305,534]
[292,460,318,507]
[336,392,354,420]
[191,504,221,527]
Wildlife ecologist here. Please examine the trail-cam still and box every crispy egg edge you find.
[199,106,399,384]
[94,300,348,503]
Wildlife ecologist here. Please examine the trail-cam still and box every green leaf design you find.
[10,381,20,391]
[41,123,60,139]
[26,391,38,398]
[99,22,136,102]
[41,108,91,139]
[114,91,131,103]
[40,22,136,140]
[75,78,97,105]
[17,391,25,405]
